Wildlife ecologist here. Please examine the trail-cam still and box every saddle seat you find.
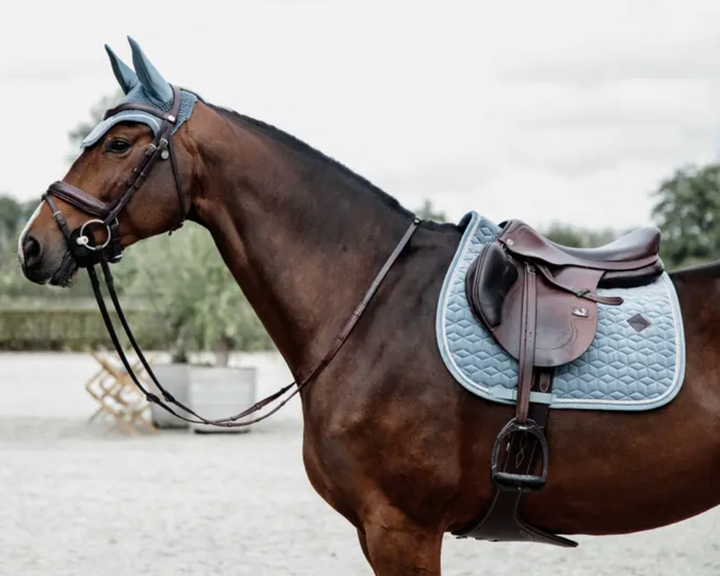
[499,221,664,289]
[549,227,660,263]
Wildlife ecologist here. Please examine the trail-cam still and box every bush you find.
[115,224,273,364]
[0,301,159,351]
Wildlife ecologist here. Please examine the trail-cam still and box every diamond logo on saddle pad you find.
[627,313,651,333]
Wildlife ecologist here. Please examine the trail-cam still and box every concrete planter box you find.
[188,366,257,434]
[148,363,193,429]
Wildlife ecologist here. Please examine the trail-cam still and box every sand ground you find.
[0,352,719,576]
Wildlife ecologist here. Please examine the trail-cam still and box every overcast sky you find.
[3,0,720,230]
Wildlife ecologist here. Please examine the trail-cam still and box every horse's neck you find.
[192,111,413,375]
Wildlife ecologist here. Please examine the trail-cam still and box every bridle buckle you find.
[159,138,170,160]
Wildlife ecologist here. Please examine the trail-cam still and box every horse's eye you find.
[106,139,131,154]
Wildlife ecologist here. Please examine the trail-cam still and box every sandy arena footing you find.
[1,353,718,575]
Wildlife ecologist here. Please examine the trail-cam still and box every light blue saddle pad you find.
[436,212,686,411]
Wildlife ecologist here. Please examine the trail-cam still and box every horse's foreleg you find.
[358,528,372,565]
[361,514,443,575]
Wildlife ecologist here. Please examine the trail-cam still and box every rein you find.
[42,86,421,428]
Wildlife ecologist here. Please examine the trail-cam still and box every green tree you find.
[0,195,25,287]
[116,224,273,365]
[415,199,447,222]
[0,195,52,299]
[542,223,618,249]
[651,163,720,268]
[68,91,123,151]
[542,224,584,248]
[0,196,26,236]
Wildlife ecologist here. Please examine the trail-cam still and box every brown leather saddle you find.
[455,219,663,547]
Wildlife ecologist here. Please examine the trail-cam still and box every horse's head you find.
[18,37,198,286]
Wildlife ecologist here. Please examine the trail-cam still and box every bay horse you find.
[17,40,720,575]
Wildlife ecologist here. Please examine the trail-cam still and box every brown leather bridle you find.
[43,84,185,268]
[41,86,422,427]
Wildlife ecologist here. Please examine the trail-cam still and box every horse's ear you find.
[105,44,139,95]
[127,36,173,104]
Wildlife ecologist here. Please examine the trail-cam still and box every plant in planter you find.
[117,224,273,430]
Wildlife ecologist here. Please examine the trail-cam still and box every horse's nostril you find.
[23,235,43,270]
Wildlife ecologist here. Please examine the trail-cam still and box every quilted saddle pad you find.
[436,212,686,411]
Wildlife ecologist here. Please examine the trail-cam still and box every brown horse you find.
[17,42,720,575]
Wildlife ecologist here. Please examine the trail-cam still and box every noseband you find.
[39,86,422,428]
[43,84,185,268]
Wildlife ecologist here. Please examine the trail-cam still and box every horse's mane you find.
[208,103,457,232]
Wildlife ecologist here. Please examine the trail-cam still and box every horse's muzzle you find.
[19,233,64,285]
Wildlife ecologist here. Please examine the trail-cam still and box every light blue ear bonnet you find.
[82,37,197,148]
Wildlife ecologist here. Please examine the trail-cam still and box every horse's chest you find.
[301,419,366,528]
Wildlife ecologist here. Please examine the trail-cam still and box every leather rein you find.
[42,85,421,428]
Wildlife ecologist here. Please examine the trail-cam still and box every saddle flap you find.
[465,241,518,329]
[466,245,602,367]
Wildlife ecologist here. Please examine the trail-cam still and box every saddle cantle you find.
[457,219,663,547]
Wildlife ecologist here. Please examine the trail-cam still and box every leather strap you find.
[43,195,72,238]
[88,218,422,428]
[44,80,420,428]
[454,369,578,548]
[535,264,623,306]
[456,254,578,547]
[45,181,111,219]
[104,138,167,223]
[105,86,182,224]
[44,86,186,264]
[167,136,186,230]
[516,263,537,424]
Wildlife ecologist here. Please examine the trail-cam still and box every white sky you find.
[2,0,720,230]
